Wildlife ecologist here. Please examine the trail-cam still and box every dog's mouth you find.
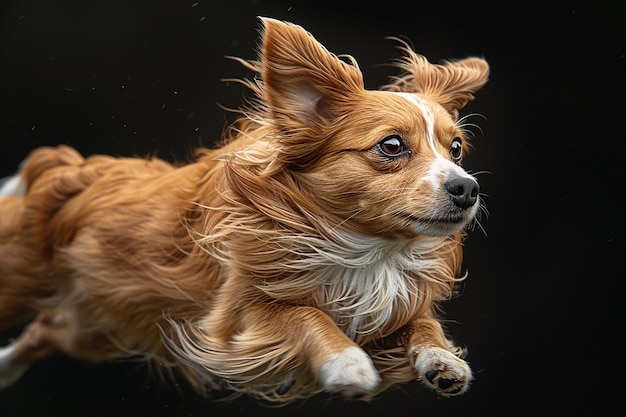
[403,212,473,236]
[407,214,465,223]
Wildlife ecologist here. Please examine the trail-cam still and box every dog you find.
[0,18,488,403]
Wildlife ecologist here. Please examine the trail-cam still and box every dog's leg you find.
[0,311,59,389]
[246,305,381,396]
[192,303,381,397]
[0,344,28,389]
[407,317,472,396]
[0,308,120,389]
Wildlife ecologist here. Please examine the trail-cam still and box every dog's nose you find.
[445,177,479,209]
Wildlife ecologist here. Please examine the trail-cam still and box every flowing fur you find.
[0,18,489,403]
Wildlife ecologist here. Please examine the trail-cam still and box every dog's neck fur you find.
[250,225,455,342]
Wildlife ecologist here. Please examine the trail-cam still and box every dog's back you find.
[0,145,223,348]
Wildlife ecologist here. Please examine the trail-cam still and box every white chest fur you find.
[257,228,448,341]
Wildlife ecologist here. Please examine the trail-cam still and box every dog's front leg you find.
[406,316,472,396]
[247,304,382,396]
[200,303,381,397]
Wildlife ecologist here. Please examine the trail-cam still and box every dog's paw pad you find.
[319,346,381,396]
[425,370,462,393]
[413,346,472,396]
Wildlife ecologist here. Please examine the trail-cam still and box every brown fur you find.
[0,18,488,402]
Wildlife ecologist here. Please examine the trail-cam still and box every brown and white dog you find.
[0,18,488,402]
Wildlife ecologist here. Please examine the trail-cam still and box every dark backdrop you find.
[1,1,623,416]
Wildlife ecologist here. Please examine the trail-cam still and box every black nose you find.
[445,177,479,209]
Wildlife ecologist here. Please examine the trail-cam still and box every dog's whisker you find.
[466,170,492,177]
[456,112,487,126]
[333,208,365,229]
[337,187,419,196]
[466,196,489,236]
[456,113,487,137]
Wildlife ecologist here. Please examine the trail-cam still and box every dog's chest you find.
[257,232,443,341]
[313,255,419,341]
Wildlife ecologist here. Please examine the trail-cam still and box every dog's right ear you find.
[258,18,364,168]
[384,41,489,120]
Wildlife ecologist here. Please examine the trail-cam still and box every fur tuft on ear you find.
[259,17,364,132]
[384,40,489,119]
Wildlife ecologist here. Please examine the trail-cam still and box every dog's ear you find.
[258,18,364,168]
[260,18,364,124]
[385,44,489,120]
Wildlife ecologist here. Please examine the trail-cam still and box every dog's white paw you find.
[412,346,472,396]
[318,346,381,396]
[0,344,27,390]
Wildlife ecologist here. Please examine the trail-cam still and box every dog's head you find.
[231,18,489,239]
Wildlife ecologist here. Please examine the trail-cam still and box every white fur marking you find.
[393,92,441,158]
[0,344,28,389]
[263,229,445,340]
[0,174,26,197]
[318,346,380,395]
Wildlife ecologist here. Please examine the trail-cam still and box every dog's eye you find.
[450,138,463,162]
[377,135,411,157]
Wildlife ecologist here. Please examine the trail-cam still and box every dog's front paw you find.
[411,346,472,396]
[318,346,381,397]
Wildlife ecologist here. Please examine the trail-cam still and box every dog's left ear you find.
[260,18,364,124]
[258,18,364,168]
[385,44,489,120]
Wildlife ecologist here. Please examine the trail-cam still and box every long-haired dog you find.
[0,18,488,402]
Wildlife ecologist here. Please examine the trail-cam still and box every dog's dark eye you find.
[377,135,411,157]
[450,138,463,162]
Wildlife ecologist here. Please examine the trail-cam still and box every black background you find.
[0,1,624,416]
